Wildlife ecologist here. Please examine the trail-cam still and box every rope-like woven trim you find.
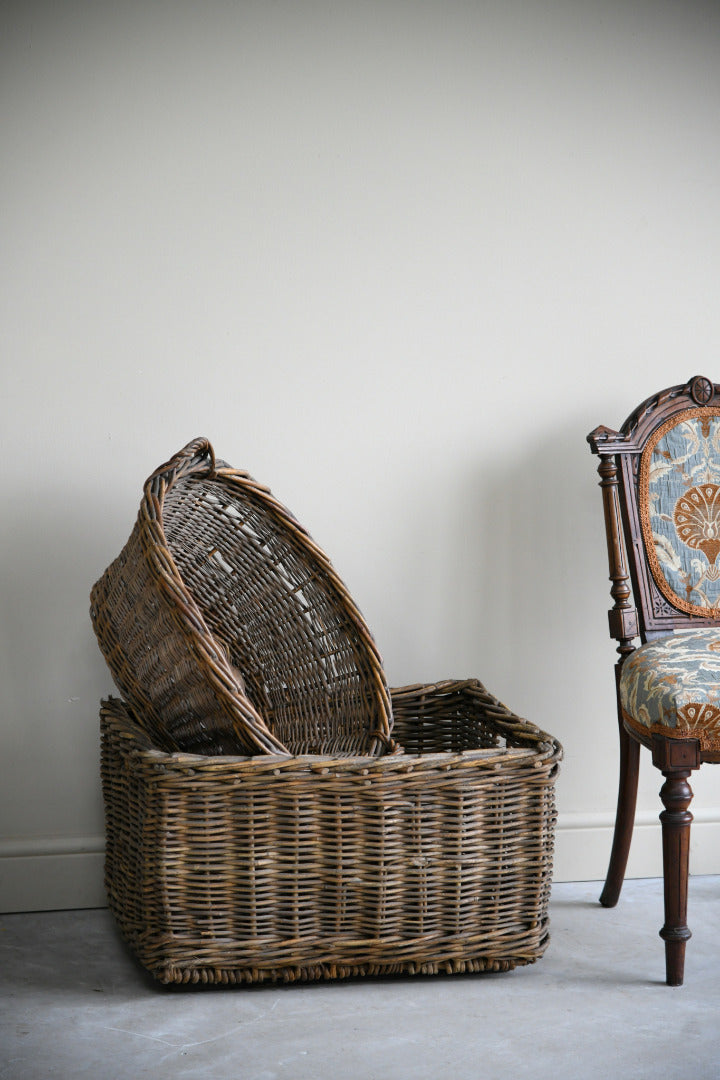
[153,953,529,985]
[622,705,720,755]
[102,688,563,772]
[638,407,720,618]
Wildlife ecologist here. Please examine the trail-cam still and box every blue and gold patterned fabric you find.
[641,410,720,615]
[620,629,720,752]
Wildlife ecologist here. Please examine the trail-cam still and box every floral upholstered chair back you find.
[642,410,720,617]
[590,375,720,642]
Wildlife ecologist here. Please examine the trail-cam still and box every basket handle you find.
[146,437,217,493]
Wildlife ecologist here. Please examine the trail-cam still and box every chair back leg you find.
[600,669,640,908]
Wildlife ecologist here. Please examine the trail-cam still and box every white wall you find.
[2,0,720,911]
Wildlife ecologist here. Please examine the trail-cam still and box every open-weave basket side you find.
[101,680,561,985]
[91,500,284,757]
[90,438,394,758]
[161,468,393,757]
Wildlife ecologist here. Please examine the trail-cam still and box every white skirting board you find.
[0,838,106,914]
[1,816,720,913]
[552,808,720,883]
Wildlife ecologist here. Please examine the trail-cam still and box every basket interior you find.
[161,474,386,756]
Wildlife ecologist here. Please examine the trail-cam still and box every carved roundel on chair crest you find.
[690,376,714,406]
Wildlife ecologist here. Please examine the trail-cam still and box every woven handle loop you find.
[146,437,217,494]
[172,437,217,479]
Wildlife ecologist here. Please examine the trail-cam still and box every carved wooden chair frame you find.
[588,374,720,986]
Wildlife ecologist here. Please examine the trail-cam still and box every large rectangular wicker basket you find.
[101,680,561,986]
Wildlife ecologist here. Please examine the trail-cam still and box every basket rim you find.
[100,683,563,774]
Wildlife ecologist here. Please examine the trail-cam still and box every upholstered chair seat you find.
[620,629,720,759]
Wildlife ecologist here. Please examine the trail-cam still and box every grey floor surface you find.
[1,877,718,1080]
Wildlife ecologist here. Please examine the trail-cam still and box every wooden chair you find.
[588,375,720,985]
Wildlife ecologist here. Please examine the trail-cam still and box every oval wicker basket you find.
[90,438,394,757]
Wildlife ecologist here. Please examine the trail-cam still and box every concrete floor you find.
[1,877,718,1080]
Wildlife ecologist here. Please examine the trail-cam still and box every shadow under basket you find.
[101,681,561,986]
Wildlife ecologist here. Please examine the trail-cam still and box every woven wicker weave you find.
[101,682,561,985]
[90,439,393,757]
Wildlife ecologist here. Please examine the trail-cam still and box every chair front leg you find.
[652,734,700,987]
[658,768,694,986]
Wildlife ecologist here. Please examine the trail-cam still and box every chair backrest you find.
[588,375,720,654]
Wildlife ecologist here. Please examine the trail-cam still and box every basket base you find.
[109,902,549,986]
[154,953,535,986]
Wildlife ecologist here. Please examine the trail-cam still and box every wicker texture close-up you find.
[101,681,561,986]
[90,438,394,758]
